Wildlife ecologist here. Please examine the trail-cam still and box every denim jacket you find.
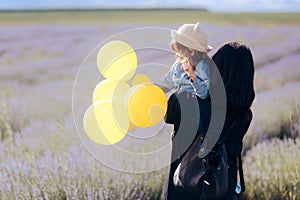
[158,60,210,99]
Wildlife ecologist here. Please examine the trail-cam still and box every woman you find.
[164,41,255,200]
[212,41,255,199]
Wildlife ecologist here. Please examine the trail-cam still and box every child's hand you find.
[181,61,196,82]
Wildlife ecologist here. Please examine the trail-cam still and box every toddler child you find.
[160,22,213,99]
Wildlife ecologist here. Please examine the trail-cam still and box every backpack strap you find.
[238,154,245,192]
[212,115,248,193]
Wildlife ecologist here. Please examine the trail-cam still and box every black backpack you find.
[165,92,246,199]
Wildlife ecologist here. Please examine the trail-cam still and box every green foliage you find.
[243,137,300,200]
[0,90,21,142]
[0,10,300,25]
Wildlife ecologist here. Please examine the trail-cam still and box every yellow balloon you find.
[126,83,167,127]
[92,79,130,103]
[97,40,137,81]
[83,100,129,145]
[131,74,151,86]
[128,121,136,131]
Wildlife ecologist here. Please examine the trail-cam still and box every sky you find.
[1,0,300,12]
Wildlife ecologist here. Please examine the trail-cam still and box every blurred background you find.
[0,0,300,199]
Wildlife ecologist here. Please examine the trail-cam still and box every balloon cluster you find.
[83,41,168,145]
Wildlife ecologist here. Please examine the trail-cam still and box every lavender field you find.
[0,11,300,199]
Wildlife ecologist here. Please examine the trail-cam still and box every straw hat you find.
[171,23,212,53]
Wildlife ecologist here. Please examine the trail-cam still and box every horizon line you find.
[0,8,299,13]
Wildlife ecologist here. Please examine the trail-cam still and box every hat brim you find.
[171,30,212,53]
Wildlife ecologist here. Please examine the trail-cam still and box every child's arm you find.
[189,60,210,99]
[153,62,177,93]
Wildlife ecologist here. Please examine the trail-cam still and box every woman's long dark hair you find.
[212,42,255,114]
